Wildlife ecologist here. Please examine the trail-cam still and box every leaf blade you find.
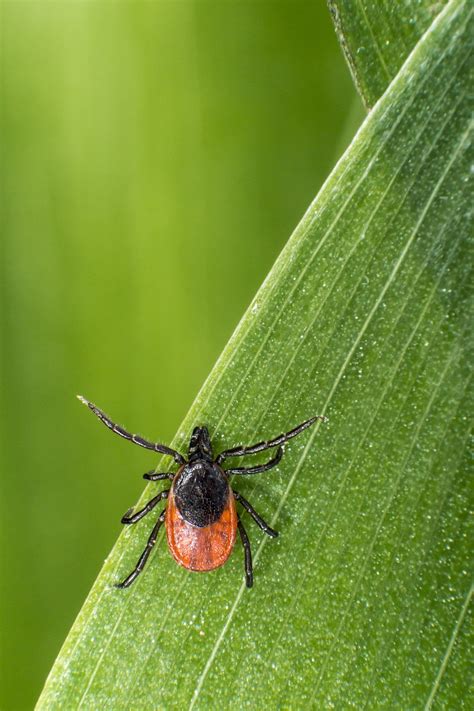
[328,0,450,107]
[36,0,472,708]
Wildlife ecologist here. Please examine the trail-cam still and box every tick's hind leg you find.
[234,491,278,537]
[116,510,166,589]
[238,516,253,588]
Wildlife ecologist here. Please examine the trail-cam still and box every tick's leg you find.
[121,490,169,524]
[143,471,175,481]
[224,447,283,475]
[238,516,253,588]
[216,415,326,464]
[77,396,186,465]
[234,491,278,537]
[116,510,166,588]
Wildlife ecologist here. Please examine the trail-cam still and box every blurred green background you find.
[0,2,360,708]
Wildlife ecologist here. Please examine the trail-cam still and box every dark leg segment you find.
[216,415,326,464]
[224,447,283,475]
[234,491,278,537]
[143,471,175,481]
[121,490,169,524]
[238,516,253,588]
[77,396,186,465]
[116,510,166,588]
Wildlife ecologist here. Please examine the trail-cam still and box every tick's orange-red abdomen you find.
[165,487,237,572]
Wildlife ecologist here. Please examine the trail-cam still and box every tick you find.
[78,396,325,588]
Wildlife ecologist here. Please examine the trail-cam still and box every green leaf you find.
[328,0,450,108]
[36,0,472,708]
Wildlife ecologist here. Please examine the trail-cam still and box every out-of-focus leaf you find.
[0,3,354,708]
[36,0,472,708]
[328,0,449,107]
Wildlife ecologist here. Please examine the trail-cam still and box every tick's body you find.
[78,395,325,588]
[166,461,237,572]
